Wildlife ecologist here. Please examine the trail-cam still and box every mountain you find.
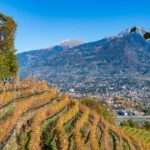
[18,39,83,69]
[59,39,83,48]
[18,27,150,100]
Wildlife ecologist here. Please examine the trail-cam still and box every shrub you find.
[80,97,116,123]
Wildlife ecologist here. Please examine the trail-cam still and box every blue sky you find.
[0,0,150,53]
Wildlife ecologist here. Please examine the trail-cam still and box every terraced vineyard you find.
[0,80,149,150]
[121,127,150,148]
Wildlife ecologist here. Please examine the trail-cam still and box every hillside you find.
[18,27,150,100]
[0,80,150,150]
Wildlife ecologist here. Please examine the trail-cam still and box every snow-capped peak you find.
[107,26,148,40]
[119,26,147,37]
[58,39,83,48]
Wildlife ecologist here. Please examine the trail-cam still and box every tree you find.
[120,119,139,128]
[144,121,150,130]
[144,32,150,39]
[130,27,137,33]
[0,13,18,78]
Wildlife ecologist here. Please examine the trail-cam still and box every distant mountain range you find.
[18,39,83,66]
[18,27,150,100]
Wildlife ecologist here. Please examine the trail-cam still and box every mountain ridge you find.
[18,27,150,100]
[18,39,83,54]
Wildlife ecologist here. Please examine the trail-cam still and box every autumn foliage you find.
[0,13,18,78]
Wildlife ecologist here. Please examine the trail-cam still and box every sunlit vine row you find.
[121,126,150,149]
[89,110,100,150]
[0,79,36,93]
[29,95,70,150]
[55,100,79,150]
[0,87,56,144]
[2,110,36,150]
[0,81,48,108]
[73,104,90,150]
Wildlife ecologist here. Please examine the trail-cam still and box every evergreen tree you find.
[144,32,150,39]
[130,26,137,33]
